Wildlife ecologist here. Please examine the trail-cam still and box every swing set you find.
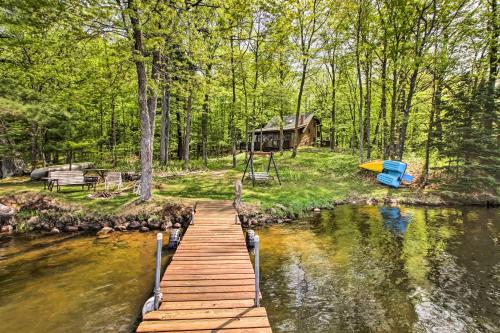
[241,151,282,186]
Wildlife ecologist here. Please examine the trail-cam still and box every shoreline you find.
[0,191,498,236]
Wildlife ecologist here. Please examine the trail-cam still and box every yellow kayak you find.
[359,160,383,173]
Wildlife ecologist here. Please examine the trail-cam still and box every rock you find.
[78,224,90,231]
[1,225,13,234]
[128,221,141,230]
[162,221,173,230]
[97,226,114,235]
[49,227,60,234]
[173,222,181,229]
[0,203,15,218]
[1,157,26,178]
[139,226,150,232]
[366,198,378,205]
[148,221,161,230]
[114,225,127,232]
[313,208,321,212]
[27,216,39,225]
[65,225,79,232]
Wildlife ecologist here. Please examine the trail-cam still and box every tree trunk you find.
[291,62,307,158]
[159,62,171,166]
[329,55,336,151]
[176,97,183,160]
[148,50,161,147]
[30,123,38,171]
[110,93,117,167]
[364,58,371,159]
[279,106,284,153]
[184,89,192,170]
[230,37,237,167]
[389,68,397,159]
[202,91,209,166]
[486,0,498,135]
[129,0,153,201]
[355,4,364,162]
[380,36,388,159]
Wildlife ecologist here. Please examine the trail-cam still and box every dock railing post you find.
[154,233,163,310]
[254,234,260,307]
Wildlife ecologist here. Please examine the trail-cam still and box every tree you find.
[290,0,329,158]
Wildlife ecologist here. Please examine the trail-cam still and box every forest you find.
[0,0,498,201]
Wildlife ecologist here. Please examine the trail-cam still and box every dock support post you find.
[254,234,260,307]
[154,233,163,310]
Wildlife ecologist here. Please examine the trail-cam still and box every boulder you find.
[49,227,60,234]
[65,225,79,233]
[114,225,127,232]
[97,226,113,235]
[313,208,321,213]
[0,157,26,178]
[139,226,150,232]
[0,203,15,218]
[1,225,13,234]
[30,162,95,180]
[128,221,141,230]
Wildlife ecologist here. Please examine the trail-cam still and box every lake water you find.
[258,206,499,332]
[0,205,498,332]
[0,232,170,332]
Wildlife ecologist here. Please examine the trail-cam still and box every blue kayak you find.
[376,160,413,188]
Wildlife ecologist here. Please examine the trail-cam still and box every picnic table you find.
[83,168,109,181]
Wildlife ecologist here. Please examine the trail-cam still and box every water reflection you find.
[0,232,170,333]
[379,206,412,235]
[258,205,499,333]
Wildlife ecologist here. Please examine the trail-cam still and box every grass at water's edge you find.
[0,148,497,218]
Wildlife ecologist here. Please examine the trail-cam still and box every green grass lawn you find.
[0,147,422,215]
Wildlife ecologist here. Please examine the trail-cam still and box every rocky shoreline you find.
[1,191,497,236]
[0,194,193,235]
[237,193,499,228]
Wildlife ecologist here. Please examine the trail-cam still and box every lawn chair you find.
[104,172,123,191]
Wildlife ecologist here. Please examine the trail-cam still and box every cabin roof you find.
[254,113,317,133]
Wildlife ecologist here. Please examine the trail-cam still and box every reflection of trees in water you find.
[260,206,499,333]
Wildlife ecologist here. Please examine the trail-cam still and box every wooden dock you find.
[137,201,272,333]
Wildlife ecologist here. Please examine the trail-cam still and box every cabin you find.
[246,114,321,151]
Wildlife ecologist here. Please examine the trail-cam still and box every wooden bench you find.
[104,172,122,191]
[248,171,273,182]
[47,171,96,192]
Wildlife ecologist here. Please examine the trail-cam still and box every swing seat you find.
[248,172,273,181]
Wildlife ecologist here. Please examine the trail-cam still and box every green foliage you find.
[0,0,497,197]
